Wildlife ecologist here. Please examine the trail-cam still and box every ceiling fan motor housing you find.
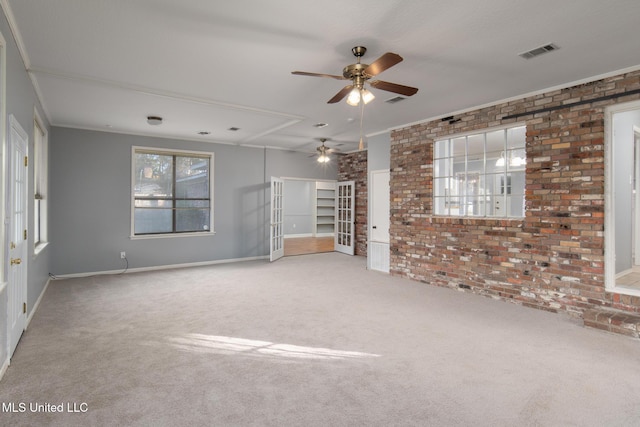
[343,63,368,88]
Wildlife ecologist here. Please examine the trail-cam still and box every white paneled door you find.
[270,177,284,262]
[335,180,355,255]
[369,170,390,272]
[370,170,390,243]
[8,115,28,358]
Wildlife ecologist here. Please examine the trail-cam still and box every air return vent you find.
[519,43,559,59]
[386,96,406,104]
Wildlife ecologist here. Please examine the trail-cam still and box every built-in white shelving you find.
[315,181,336,236]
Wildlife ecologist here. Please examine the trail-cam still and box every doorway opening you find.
[269,177,354,261]
[282,178,335,257]
[606,101,640,294]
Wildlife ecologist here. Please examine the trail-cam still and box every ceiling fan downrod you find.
[343,47,368,89]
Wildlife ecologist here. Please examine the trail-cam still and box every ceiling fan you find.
[314,138,344,163]
[292,46,419,105]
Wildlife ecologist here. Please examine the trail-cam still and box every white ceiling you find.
[4,0,640,154]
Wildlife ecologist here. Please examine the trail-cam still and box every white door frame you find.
[335,180,355,255]
[0,30,8,367]
[7,115,28,358]
[605,100,640,294]
[270,177,284,262]
[634,126,640,267]
[368,170,390,272]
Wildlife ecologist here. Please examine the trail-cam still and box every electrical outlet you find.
[120,252,126,259]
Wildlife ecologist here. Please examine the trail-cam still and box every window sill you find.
[430,215,525,222]
[608,286,640,298]
[130,231,216,240]
[34,242,50,258]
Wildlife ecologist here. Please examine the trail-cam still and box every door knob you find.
[10,258,21,266]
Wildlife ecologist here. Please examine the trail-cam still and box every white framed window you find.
[131,146,213,237]
[433,124,526,217]
[33,110,48,253]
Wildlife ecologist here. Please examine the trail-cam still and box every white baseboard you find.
[284,234,313,239]
[0,355,8,382]
[26,277,50,330]
[1,281,7,382]
[53,255,269,279]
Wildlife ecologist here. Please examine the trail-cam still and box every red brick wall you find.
[338,151,368,256]
[390,70,640,318]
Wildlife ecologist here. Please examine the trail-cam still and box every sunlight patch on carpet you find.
[167,333,381,361]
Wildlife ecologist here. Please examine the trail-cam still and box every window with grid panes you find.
[433,125,526,217]
[133,147,213,236]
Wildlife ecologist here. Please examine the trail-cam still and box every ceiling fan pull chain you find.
[359,100,365,150]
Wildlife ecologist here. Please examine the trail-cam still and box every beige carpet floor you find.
[1,252,640,426]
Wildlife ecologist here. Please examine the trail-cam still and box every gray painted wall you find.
[283,179,314,236]
[0,6,52,367]
[266,148,337,180]
[50,127,337,275]
[367,133,390,171]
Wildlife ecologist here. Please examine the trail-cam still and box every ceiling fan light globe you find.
[361,89,375,104]
[346,88,361,106]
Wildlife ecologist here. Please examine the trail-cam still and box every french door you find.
[270,177,284,262]
[8,115,28,358]
[335,180,355,255]
[269,178,354,260]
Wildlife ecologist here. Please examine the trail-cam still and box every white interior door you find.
[335,180,355,255]
[370,170,390,243]
[369,170,390,272]
[8,115,28,358]
[270,177,284,262]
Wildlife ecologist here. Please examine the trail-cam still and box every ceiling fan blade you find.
[327,85,353,104]
[364,52,403,76]
[369,80,419,96]
[291,71,347,80]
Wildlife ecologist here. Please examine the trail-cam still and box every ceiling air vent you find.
[519,43,559,59]
[386,96,406,104]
